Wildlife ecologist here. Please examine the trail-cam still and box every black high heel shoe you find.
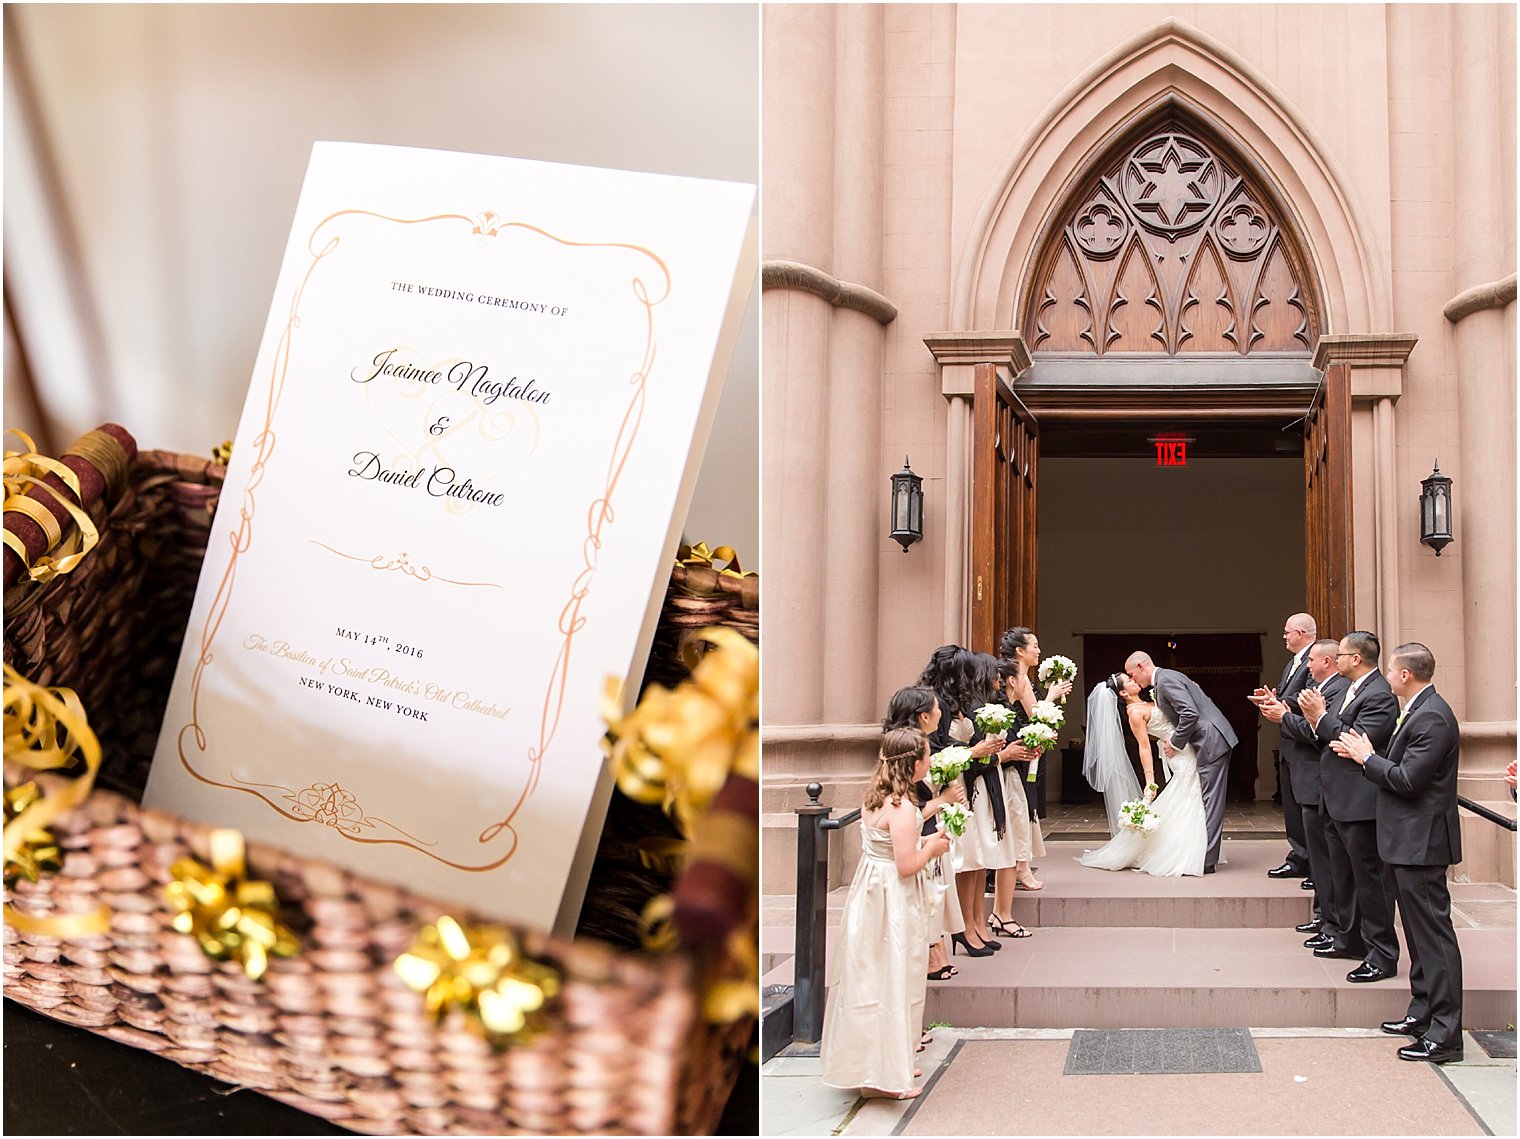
[950,932,994,958]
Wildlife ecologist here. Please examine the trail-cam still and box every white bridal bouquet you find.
[1030,699,1065,730]
[928,745,974,788]
[1119,799,1161,832]
[972,702,1015,738]
[1016,720,1060,783]
[1037,655,1078,704]
[937,802,969,837]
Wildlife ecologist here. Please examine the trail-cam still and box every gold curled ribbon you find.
[2,663,110,937]
[605,627,759,1023]
[393,915,560,1045]
[163,828,297,980]
[3,782,62,886]
[603,626,759,836]
[2,429,101,583]
[676,541,752,578]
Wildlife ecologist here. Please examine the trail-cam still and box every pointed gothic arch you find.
[951,18,1385,336]
[1024,110,1322,357]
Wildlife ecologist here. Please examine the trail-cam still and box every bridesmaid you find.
[925,648,1015,957]
[883,685,966,980]
[989,656,1043,936]
[819,727,952,1100]
[999,626,1075,864]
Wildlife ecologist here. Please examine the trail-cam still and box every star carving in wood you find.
[1127,140,1219,232]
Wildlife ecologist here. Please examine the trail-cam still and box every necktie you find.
[1339,679,1360,713]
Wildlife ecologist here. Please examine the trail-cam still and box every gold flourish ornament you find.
[163,829,297,980]
[393,915,559,1044]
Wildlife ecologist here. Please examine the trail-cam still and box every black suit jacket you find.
[1312,669,1398,822]
[1361,687,1463,866]
[1279,673,1349,806]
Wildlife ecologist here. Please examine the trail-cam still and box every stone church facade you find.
[761,6,1515,885]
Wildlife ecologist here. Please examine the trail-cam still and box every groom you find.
[1127,652,1239,873]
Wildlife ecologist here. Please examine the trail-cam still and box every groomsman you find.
[1260,639,1344,939]
[1256,613,1317,879]
[1295,631,1399,982]
[1331,643,1464,1064]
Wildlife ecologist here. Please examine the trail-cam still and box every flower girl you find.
[820,728,953,1099]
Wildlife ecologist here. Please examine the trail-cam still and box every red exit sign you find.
[1151,435,1192,466]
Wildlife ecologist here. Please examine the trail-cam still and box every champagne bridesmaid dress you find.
[819,824,932,1094]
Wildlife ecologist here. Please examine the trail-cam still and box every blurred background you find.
[3,2,760,557]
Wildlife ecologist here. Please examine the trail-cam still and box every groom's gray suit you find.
[1152,667,1239,871]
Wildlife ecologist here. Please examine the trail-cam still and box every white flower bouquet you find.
[928,745,974,788]
[972,702,1015,738]
[1030,699,1065,730]
[1037,655,1077,704]
[937,802,969,837]
[1119,799,1161,832]
[1016,720,1059,782]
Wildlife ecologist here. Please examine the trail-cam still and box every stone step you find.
[918,923,1517,1030]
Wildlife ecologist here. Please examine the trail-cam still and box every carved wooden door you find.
[1304,361,1353,636]
[971,362,1038,653]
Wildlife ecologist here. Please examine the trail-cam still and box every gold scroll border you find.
[177,207,670,873]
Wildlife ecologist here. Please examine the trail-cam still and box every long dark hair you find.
[917,645,960,693]
[883,685,937,731]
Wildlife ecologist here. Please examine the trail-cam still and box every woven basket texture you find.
[3,449,755,1135]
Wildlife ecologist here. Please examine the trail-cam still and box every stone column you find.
[820,5,885,722]
[761,4,835,727]
[1448,3,1517,798]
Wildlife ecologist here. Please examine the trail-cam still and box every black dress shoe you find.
[1347,961,1395,983]
[1295,919,1324,934]
[1267,862,1309,879]
[1397,1038,1463,1064]
[1313,945,1361,959]
[1300,879,1316,890]
[1381,1016,1431,1036]
[1303,933,1334,949]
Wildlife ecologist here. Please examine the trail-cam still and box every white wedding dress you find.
[1079,704,1207,878]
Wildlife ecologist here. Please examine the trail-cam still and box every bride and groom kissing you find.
[1080,651,1239,877]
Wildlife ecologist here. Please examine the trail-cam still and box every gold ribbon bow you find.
[604,626,759,837]
[393,915,560,1044]
[164,829,297,980]
[3,663,110,937]
[2,430,101,583]
[3,782,62,886]
[676,542,752,579]
[603,627,759,1022]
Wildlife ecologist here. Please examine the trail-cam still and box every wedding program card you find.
[144,142,756,934]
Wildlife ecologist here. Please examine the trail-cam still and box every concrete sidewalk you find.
[763,1028,1517,1136]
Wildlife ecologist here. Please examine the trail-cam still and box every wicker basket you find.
[3,449,756,1135]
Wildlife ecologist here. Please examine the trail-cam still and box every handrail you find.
[1458,794,1517,832]
[791,783,863,1046]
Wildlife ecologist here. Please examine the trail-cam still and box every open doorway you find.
[1034,419,1304,808]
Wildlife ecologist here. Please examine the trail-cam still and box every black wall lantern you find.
[1419,461,1453,556]
[890,456,923,552]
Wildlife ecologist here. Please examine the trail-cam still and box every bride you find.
[1078,673,1207,878]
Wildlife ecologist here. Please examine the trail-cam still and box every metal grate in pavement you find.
[1472,1029,1516,1058]
[1063,1028,1262,1075]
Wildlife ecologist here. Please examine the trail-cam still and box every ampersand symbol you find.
[429,417,451,436]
